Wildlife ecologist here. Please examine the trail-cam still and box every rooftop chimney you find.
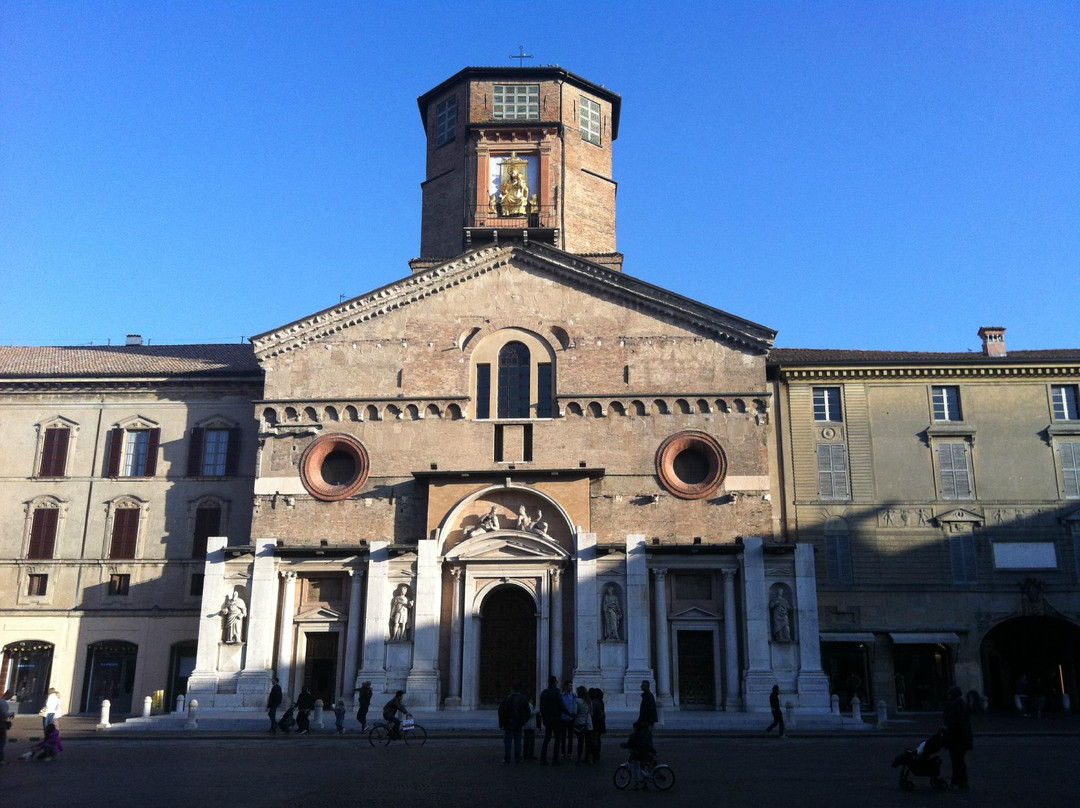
[977,326,1006,357]
[125,334,143,346]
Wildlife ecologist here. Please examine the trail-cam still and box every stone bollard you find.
[830,693,840,715]
[851,696,862,722]
[876,699,888,728]
[97,699,112,730]
[143,696,153,718]
[185,698,199,730]
[176,694,186,714]
[784,700,795,732]
[313,699,324,729]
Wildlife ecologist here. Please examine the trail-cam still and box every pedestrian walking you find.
[0,689,13,765]
[267,676,283,734]
[498,684,532,763]
[538,676,565,766]
[41,687,61,731]
[638,680,657,729]
[295,687,314,735]
[589,688,606,763]
[334,700,346,734]
[943,685,973,790]
[356,680,373,731]
[766,684,785,737]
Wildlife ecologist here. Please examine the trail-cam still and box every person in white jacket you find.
[42,688,62,731]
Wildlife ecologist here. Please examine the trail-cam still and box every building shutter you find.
[826,532,853,584]
[143,428,161,477]
[536,363,552,418]
[817,444,849,499]
[187,427,205,476]
[950,534,977,583]
[39,427,70,477]
[1060,442,1080,499]
[105,429,124,477]
[192,505,221,559]
[938,443,972,500]
[476,364,491,419]
[109,508,140,559]
[225,427,241,476]
[28,508,59,559]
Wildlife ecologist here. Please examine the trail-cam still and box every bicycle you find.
[613,754,674,790]
[368,714,428,747]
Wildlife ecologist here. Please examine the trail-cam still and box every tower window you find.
[493,84,539,120]
[435,96,457,146]
[498,342,531,418]
[471,329,556,421]
[580,96,601,145]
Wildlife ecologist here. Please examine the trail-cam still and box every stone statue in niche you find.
[465,506,501,538]
[219,590,247,644]
[769,589,793,643]
[389,584,414,641]
[602,584,623,641]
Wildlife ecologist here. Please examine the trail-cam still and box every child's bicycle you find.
[368,714,428,746]
[613,754,675,790]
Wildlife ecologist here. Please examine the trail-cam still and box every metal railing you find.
[468,204,557,229]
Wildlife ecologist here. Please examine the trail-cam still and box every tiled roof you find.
[769,348,1080,364]
[0,344,261,378]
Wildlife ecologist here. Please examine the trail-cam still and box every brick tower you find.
[413,66,622,270]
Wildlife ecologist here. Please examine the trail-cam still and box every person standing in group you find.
[560,681,576,759]
[943,685,973,790]
[498,684,532,764]
[572,686,593,764]
[765,684,785,737]
[41,688,61,731]
[355,680,373,732]
[538,676,565,766]
[0,689,13,765]
[267,676,283,734]
[638,680,657,730]
[589,688,606,764]
[295,687,314,735]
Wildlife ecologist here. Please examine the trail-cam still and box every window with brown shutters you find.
[27,574,49,597]
[191,505,221,559]
[38,428,70,477]
[109,507,140,559]
[28,508,59,559]
[106,428,160,477]
[187,426,240,477]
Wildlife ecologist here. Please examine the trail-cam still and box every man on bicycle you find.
[383,690,408,737]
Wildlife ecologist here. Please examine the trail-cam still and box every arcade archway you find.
[981,617,1080,712]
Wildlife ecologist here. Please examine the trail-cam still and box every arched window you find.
[472,329,555,420]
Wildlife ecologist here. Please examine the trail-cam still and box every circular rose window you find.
[299,433,370,501]
[655,431,727,500]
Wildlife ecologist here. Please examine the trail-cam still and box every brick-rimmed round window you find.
[299,434,370,501]
[655,431,727,500]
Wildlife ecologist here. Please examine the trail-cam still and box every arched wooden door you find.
[478,586,537,706]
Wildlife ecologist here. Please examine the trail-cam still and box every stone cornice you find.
[0,377,263,394]
[778,363,1080,382]
[251,245,776,360]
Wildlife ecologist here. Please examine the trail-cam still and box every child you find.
[334,700,346,735]
[619,721,655,791]
[26,722,63,761]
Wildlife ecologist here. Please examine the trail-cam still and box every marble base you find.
[217,642,244,672]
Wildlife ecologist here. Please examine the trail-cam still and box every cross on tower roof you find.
[509,45,533,66]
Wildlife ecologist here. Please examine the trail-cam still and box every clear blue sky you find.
[2,1,1077,351]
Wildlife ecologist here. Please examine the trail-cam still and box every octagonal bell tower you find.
[412,66,622,270]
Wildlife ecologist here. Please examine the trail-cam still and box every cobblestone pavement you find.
[3,730,1079,807]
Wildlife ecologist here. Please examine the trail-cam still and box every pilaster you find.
[573,531,600,683]
[406,538,441,709]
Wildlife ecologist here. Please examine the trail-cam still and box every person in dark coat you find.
[355,680,373,732]
[295,687,315,735]
[498,684,532,764]
[943,685,973,789]
[638,680,658,729]
[267,676,283,734]
[589,688,606,763]
[538,676,566,766]
[765,684,785,737]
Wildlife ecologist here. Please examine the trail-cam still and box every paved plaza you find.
[3,718,1079,808]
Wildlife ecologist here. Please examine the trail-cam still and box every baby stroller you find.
[277,704,297,734]
[891,730,949,791]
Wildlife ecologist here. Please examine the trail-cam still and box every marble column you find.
[722,568,741,711]
[358,541,390,694]
[275,570,297,695]
[342,567,365,704]
[573,531,600,683]
[741,536,773,710]
[550,568,564,682]
[238,538,278,707]
[407,538,442,709]
[623,534,653,701]
[652,568,671,699]
[185,535,228,702]
[795,542,831,709]
[445,567,464,708]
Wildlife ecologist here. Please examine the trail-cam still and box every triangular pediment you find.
[295,605,345,622]
[251,244,775,359]
[936,508,983,526]
[669,606,719,620]
[446,531,570,562]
